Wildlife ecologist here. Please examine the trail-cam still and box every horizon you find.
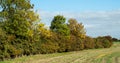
[31,0,120,39]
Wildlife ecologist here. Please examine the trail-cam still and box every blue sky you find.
[31,0,120,11]
[31,0,120,39]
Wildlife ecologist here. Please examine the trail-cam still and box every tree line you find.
[0,0,113,61]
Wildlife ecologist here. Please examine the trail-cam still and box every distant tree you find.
[95,36,113,48]
[103,36,113,47]
[68,18,86,38]
[112,37,120,42]
[50,15,70,36]
[104,36,113,42]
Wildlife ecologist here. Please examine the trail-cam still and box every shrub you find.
[69,35,84,51]
[84,36,95,49]
[95,36,113,48]
[40,41,59,54]
[94,38,104,48]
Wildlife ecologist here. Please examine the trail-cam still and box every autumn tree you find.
[66,19,86,50]
[68,18,86,38]
[37,23,52,39]
[50,15,70,36]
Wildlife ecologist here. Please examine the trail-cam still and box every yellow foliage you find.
[37,23,52,38]
[27,30,34,37]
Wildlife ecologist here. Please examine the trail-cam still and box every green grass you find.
[92,52,120,63]
[0,42,120,63]
[0,52,72,63]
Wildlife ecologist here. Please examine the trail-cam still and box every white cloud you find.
[37,10,120,38]
[84,24,100,28]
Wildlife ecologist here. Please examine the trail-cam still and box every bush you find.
[84,36,95,49]
[70,35,84,51]
[40,41,59,54]
[102,39,111,48]
[95,36,113,48]
[94,38,104,48]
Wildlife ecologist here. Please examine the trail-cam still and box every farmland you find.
[1,42,120,63]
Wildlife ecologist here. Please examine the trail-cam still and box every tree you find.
[0,0,39,59]
[0,27,8,60]
[68,18,86,38]
[50,15,70,36]
[37,23,52,39]
[0,0,38,38]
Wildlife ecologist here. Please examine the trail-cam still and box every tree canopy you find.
[68,18,86,38]
[0,0,38,38]
[50,15,70,36]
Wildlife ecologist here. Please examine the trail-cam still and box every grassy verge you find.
[0,52,72,63]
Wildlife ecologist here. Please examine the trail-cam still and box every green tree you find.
[0,27,8,60]
[0,0,39,59]
[0,0,38,38]
[50,15,70,36]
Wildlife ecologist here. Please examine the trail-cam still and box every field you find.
[0,42,120,63]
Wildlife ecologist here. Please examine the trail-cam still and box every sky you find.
[31,0,120,39]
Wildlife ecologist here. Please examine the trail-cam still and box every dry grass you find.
[1,42,120,63]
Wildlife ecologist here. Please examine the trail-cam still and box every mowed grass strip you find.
[92,52,120,63]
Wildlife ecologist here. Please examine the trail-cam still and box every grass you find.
[0,42,120,63]
[93,52,120,63]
